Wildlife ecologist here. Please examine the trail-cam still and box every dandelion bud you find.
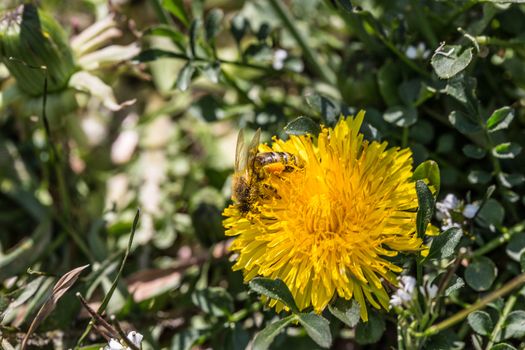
[0,4,76,96]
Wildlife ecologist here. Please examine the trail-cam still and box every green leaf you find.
[467,311,493,335]
[416,180,434,237]
[189,19,202,58]
[328,299,360,328]
[467,170,492,185]
[448,110,482,134]
[443,74,477,105]
[498,173,525,188]
[465,257,497,292]
[506,233,525,261]
[492,142,522,159]
[230,16,248,43]
[191,287,234,317]
[425,227,462,261]
[476,199,504,228]
[487,106,514,132]
[133,49,186,62]
[444,274,465,296]
[462,144,486,159]
[205,9,223,41]
[162,0,189,27]
[336,0,353,12]
[297,313,332,348]
[304,93,340,126]
[383,106,417,127]
[431,45,474,79]
[144,25,187,47]
[249,278,299,312]
[284,116,321,136]
[170,329,201,350]
[252,316,294,350]
[176,63,195,91]
[490,344,517,350]
[502,311,525,339]
[378,60,401,106]
[355,312,385,345]
[412,160,441,195]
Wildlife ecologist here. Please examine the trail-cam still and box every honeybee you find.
[232,129,300,214]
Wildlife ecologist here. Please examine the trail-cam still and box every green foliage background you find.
[2,0,525,349]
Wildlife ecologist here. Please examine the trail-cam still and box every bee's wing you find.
[235,129,246,173]
[247,128,261,176]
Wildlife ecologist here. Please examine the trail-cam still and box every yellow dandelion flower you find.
[223,111,423,321]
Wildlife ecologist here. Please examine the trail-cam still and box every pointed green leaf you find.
[328,299,360,328]
[249,278,299,312]
[492,142,522,159]
[284,116,321,136]
[176,63,195,91]
[425,227,462,261]
[487,106,514,132]
[297,313,332,348]
[252,316,294,350]
[162,0,189,27]
[416,180,434,237]
[205,9,223,41]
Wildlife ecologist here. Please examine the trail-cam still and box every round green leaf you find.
[412,160,441,195]
[506,232,525,261]
[467,311,493,335]
[462,144,486,159]
[502,310,525,340]
[355,312,385,345]
[383,106,417,127]
[476,199,505,228]
[431,45,473,79]
[467,170,492,185]
[464,257,497,291]
[448,110,482,134]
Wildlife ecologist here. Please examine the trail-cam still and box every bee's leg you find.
[261,184,281,199]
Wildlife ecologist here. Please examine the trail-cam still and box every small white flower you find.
[463,202,480,219]
[390,276,416,308]
[405,45,418,59]
[272,49,288,70]
[103,331,143,350]
[420,280,439,300]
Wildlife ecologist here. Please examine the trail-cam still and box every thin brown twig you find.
[76,293,119,339]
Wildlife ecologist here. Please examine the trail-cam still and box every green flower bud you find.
[0,4,76,96]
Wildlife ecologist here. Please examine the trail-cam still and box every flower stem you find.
[471,221,525,258]
[415,272,525,337]
[485,294,517,350]
[266,0,336,85]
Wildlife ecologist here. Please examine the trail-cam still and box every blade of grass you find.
[75,209,140,347]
